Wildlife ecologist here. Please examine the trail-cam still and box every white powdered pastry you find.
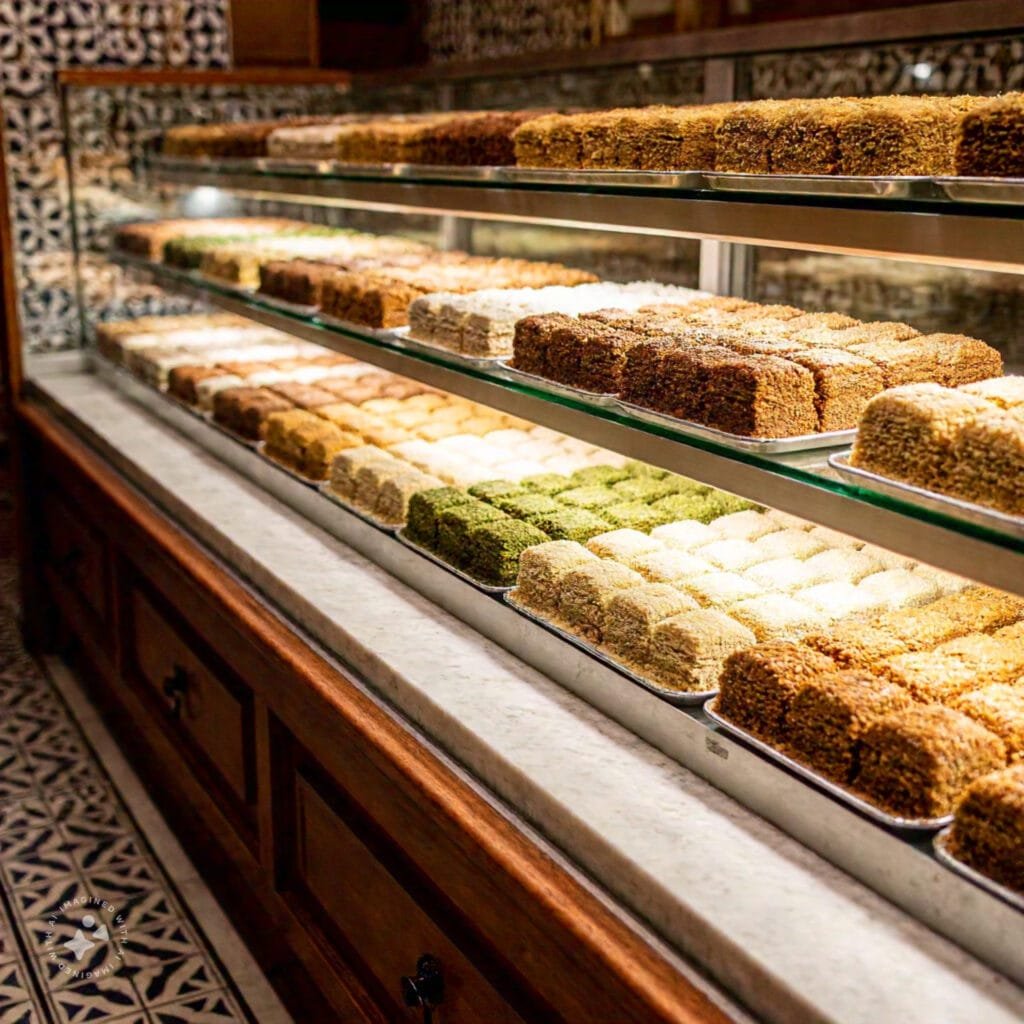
[745,557,828,593]
[806,524,863,550]
[408,281,710,356]
[625,548,715,583]
[683,572,766,607]
[267,122,353,159]
[494,459,556,480]
[802,548,883,584]
[796,581,884,622]
[754,529,828,561]
[709,509,779,541]
[587,529,663,562]
[694,538,764,572]
[857,569,943,610]
[762,508,813,531]
[730,594,825,641]
[651,520,719,551]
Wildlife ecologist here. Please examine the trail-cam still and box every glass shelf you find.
[141,155,1024,275]
[107,253,1024,596]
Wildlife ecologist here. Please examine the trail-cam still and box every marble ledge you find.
[27,365,1024,1024]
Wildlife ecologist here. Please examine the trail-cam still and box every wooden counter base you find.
[16,398,735,1024]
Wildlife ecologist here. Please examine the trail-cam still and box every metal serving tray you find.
[496,362,620,407]
[829,452,1024,541]
[506,591,713,706]
[933,827,1024,913]
[704,697,953,833]
[704,172,938,199]
[615,398,856,454]
[314,312,405,343]
[203,413,263,451]
[934,176,1024,204]
[318,482,402,534]
[257,442,327,488]
[395,530,512,594]
[254,292,320,319]
[498,167,708,191]
[398,331,509,370]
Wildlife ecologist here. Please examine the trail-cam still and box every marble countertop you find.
[29,362,1024,1024]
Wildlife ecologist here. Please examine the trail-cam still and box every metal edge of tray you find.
[256,442,328,489]
[615,398,857,454]
[203,413,263,451]
[395,530,512,594]
[704,172,938,199]
[505,590,712,707]
[60,364,1024,986]
[933,827,1024,913]
[703,697,953,833]
[933,177,1024,204]
[314,312,407,342]
[829,452,1024,541]
[253,293,320,319]
[495,362,621,408]
[497,167,709,191]
[399,332,508,371]
[318,482,402,534]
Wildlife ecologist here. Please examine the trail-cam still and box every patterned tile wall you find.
[1,0,231,352]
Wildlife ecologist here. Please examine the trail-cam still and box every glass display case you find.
[17,69,1024,1003]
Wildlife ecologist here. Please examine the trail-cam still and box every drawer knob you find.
[161,665,189,718]
[401,954,444,1022]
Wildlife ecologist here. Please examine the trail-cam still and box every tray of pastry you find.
[614,398,857,454]
[505,590,714,706]
[318,482,402,534]
[933,177,1024,204]
[933,827,1024,912]
[395,529,513,595]
[257,442,328,488]
[204,413,264,451]
[495,361,622,408]
[704,697,954,833]
[829,452,1024,540]
[253,291,320,319]
[397,331,510,370]
[703,172,939,199]
[497,167,708,191]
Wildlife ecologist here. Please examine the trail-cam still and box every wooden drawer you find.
[42,488,109,627]
[125,582,256,834]
[287,755,527,1024]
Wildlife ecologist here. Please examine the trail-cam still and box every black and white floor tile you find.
[0,525,289,1020]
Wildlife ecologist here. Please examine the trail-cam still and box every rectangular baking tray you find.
[704,697,953,833]
[829,452,1024,540]
[933,827,1024,912]
[498,167,708,191]
[615,398,856,454]
[398,331,509,370]
[934,177,1024,204]
[314,312,407,342]
[395,530,512,594]
[505,590,713,706]
[704,172,938,199]
[496,361,621,407]
[318,482,402,534]
[257,442,328,488]
[254,292,320,319]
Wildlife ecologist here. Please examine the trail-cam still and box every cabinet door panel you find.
[293,765,527,1024]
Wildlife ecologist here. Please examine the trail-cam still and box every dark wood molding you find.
[56,68,351,87]
[357,0,1024,87]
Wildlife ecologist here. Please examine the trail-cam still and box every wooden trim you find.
[18,396,734,1024]
[56,68,351,87]
[357,0,1024,86]
[0,116,22,404]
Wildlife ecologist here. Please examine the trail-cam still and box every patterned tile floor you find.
[0,486,291,1022]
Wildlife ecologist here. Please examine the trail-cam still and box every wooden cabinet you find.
[123,580,256,837]
[18,403,731,1024]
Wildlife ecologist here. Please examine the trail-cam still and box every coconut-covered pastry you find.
[603,584,700,666]
[557,561,645,642]
[647,609,756,693]
[516,541,599,614]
